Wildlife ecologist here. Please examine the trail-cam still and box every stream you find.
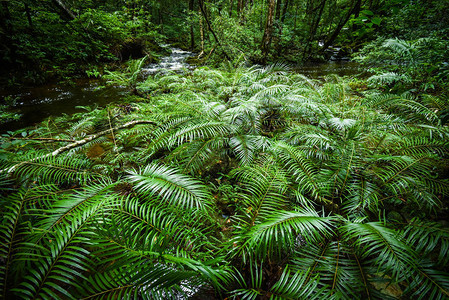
[0,48,362,133]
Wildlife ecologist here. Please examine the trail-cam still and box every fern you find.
[126,163,213,212]
[2,65,449,299]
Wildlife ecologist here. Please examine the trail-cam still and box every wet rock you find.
[116,38,146,61]
[142,48,195,75]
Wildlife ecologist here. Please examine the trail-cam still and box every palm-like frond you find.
[292,240,387,299]
[342,222,416,281]
[108,195,211,254]
[243,209,335,260]
[365,93,438,124]
[368,72,412,86]
[404,260,449,300]
[126,163,213,212]
[168,137,226,174]
[0,191,28,298]
[224,98,264,134]
[229,135,270,166]
[370,154,443,210]
[270,141,331,205]
[232,163,289,222]
[270,266,331,300]
[146,120,231,157]
[3,151,98,184]
[400,218,449,265]
[11,181,117,299]
[78,252,231,300]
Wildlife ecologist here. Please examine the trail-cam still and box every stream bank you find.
[1,49,362,133]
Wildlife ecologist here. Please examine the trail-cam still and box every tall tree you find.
[261,0,276,63]
[198,0,231,60]
[303,0,327,58]
[237,0,243,17]
[281,0,289,23]
[321,0,361,51]
[275,0,282,22]
[51,0,76,20]
[189,0,195,50]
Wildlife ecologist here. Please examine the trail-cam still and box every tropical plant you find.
[355,37,449,94]
[1,65,448,299]
[104,56,148,95]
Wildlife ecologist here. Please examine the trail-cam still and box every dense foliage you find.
[2,0,448,84]
[1,0,449,299]
[0,0,163,84]
[1,65,448,299]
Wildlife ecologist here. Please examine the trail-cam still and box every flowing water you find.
[0,48,362,133]
[0,80,126,133]
[143,47,195,74]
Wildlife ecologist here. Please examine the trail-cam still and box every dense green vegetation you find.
[1,0,449,299]
[1,65,449,299]
[2,0,448,84]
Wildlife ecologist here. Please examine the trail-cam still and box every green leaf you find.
[371,17,382,25]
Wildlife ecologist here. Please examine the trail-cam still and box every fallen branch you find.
[2,120,156,174]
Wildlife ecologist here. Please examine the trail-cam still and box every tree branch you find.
[2,120,156,174]
[198,0,231,61]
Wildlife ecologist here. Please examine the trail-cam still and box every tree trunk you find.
[198,7,205,58]
[237,0,243,17]
[275,0,282,22]
[351,0,361,31]
[303,0,327,58]
[261,0,276,64]
[229,0,233,17]
[321,0,361,51]
[189,0,195,50]
[25,3,33,30]
[51,0,76,20]
[281,0,289,23]
[273,0,283,50]
[198,0,231,60]
[158,0,164,34]
[276,0,290,48]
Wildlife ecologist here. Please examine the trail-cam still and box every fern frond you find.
[168,137,226,174]
[271,141,331,204]
[400,218,449,265]
[366,93,438,123]
[342,222,416,280]
[12,183,117,299]
[6,151,98,184]
[270,266,331,299]
[232,163,289,222]
[147,121,231,157]
[0,191,28,298]
[368,72,412,86]
[404,260,449,300]
[243,209,335,260]
[127,163,213,212]
[229,135,270,166]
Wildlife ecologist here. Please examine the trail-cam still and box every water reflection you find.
[1,56,365,133]
[0,79,126,133]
